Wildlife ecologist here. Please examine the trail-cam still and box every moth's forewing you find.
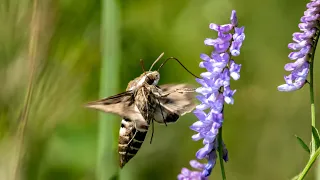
[85,91,146,123]
[152,84,196,124]
[84,78,150,168]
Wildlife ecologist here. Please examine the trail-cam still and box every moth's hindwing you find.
[153,84,196,124]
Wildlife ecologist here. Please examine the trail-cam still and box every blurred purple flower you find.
[178,10,244,179]
[277,0,320,91]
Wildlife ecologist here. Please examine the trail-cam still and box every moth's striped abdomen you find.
[118,118,148,168]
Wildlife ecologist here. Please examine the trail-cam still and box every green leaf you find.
[295,135,310,154]
[311,126,320,149]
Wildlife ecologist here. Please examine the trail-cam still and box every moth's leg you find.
[149,118,155,144]
[177,88,196,93]
[141,88,149,120]
[155,89,167,126]
[154,88,196,97]
[126,130,138,146]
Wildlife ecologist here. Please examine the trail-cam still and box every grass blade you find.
[13,0,40,179]
[96,0,121,179]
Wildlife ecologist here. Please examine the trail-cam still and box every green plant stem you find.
[309,29,319,155]
[298,146,320,180]
[96,0,121,179]
[218,127,226,180]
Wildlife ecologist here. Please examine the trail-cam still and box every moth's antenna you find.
[141,58,154,83]
[149,52,165,71]
[157,57,200,78]
[140,59,146,73]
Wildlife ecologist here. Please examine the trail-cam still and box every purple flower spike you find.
[179,10,245,179]
[278,0,320,92]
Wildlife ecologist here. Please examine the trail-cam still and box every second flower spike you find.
[277,1,320,92]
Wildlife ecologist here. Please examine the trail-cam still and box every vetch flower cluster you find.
[178,10,245,179]
[278,0,320,92]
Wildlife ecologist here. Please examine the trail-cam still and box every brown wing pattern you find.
[85,90,144,122]
[153,84,196,124]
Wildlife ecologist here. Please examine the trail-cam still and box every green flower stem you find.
[218,127,226,180]
[96,0,121,179]
[309,29,319,155]
[298,146,320,180]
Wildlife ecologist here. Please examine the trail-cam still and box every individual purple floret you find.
[278,0,320,91]
[178,10,245,179]
[178,161,208,180]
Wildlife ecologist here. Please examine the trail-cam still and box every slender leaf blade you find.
[311,126,320,149]
[295,135,310,154]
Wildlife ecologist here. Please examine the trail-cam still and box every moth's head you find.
[143,71,160,85]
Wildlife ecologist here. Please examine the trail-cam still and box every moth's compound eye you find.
[145,73,155,85]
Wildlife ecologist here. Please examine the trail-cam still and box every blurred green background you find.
[0,0,319,179]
